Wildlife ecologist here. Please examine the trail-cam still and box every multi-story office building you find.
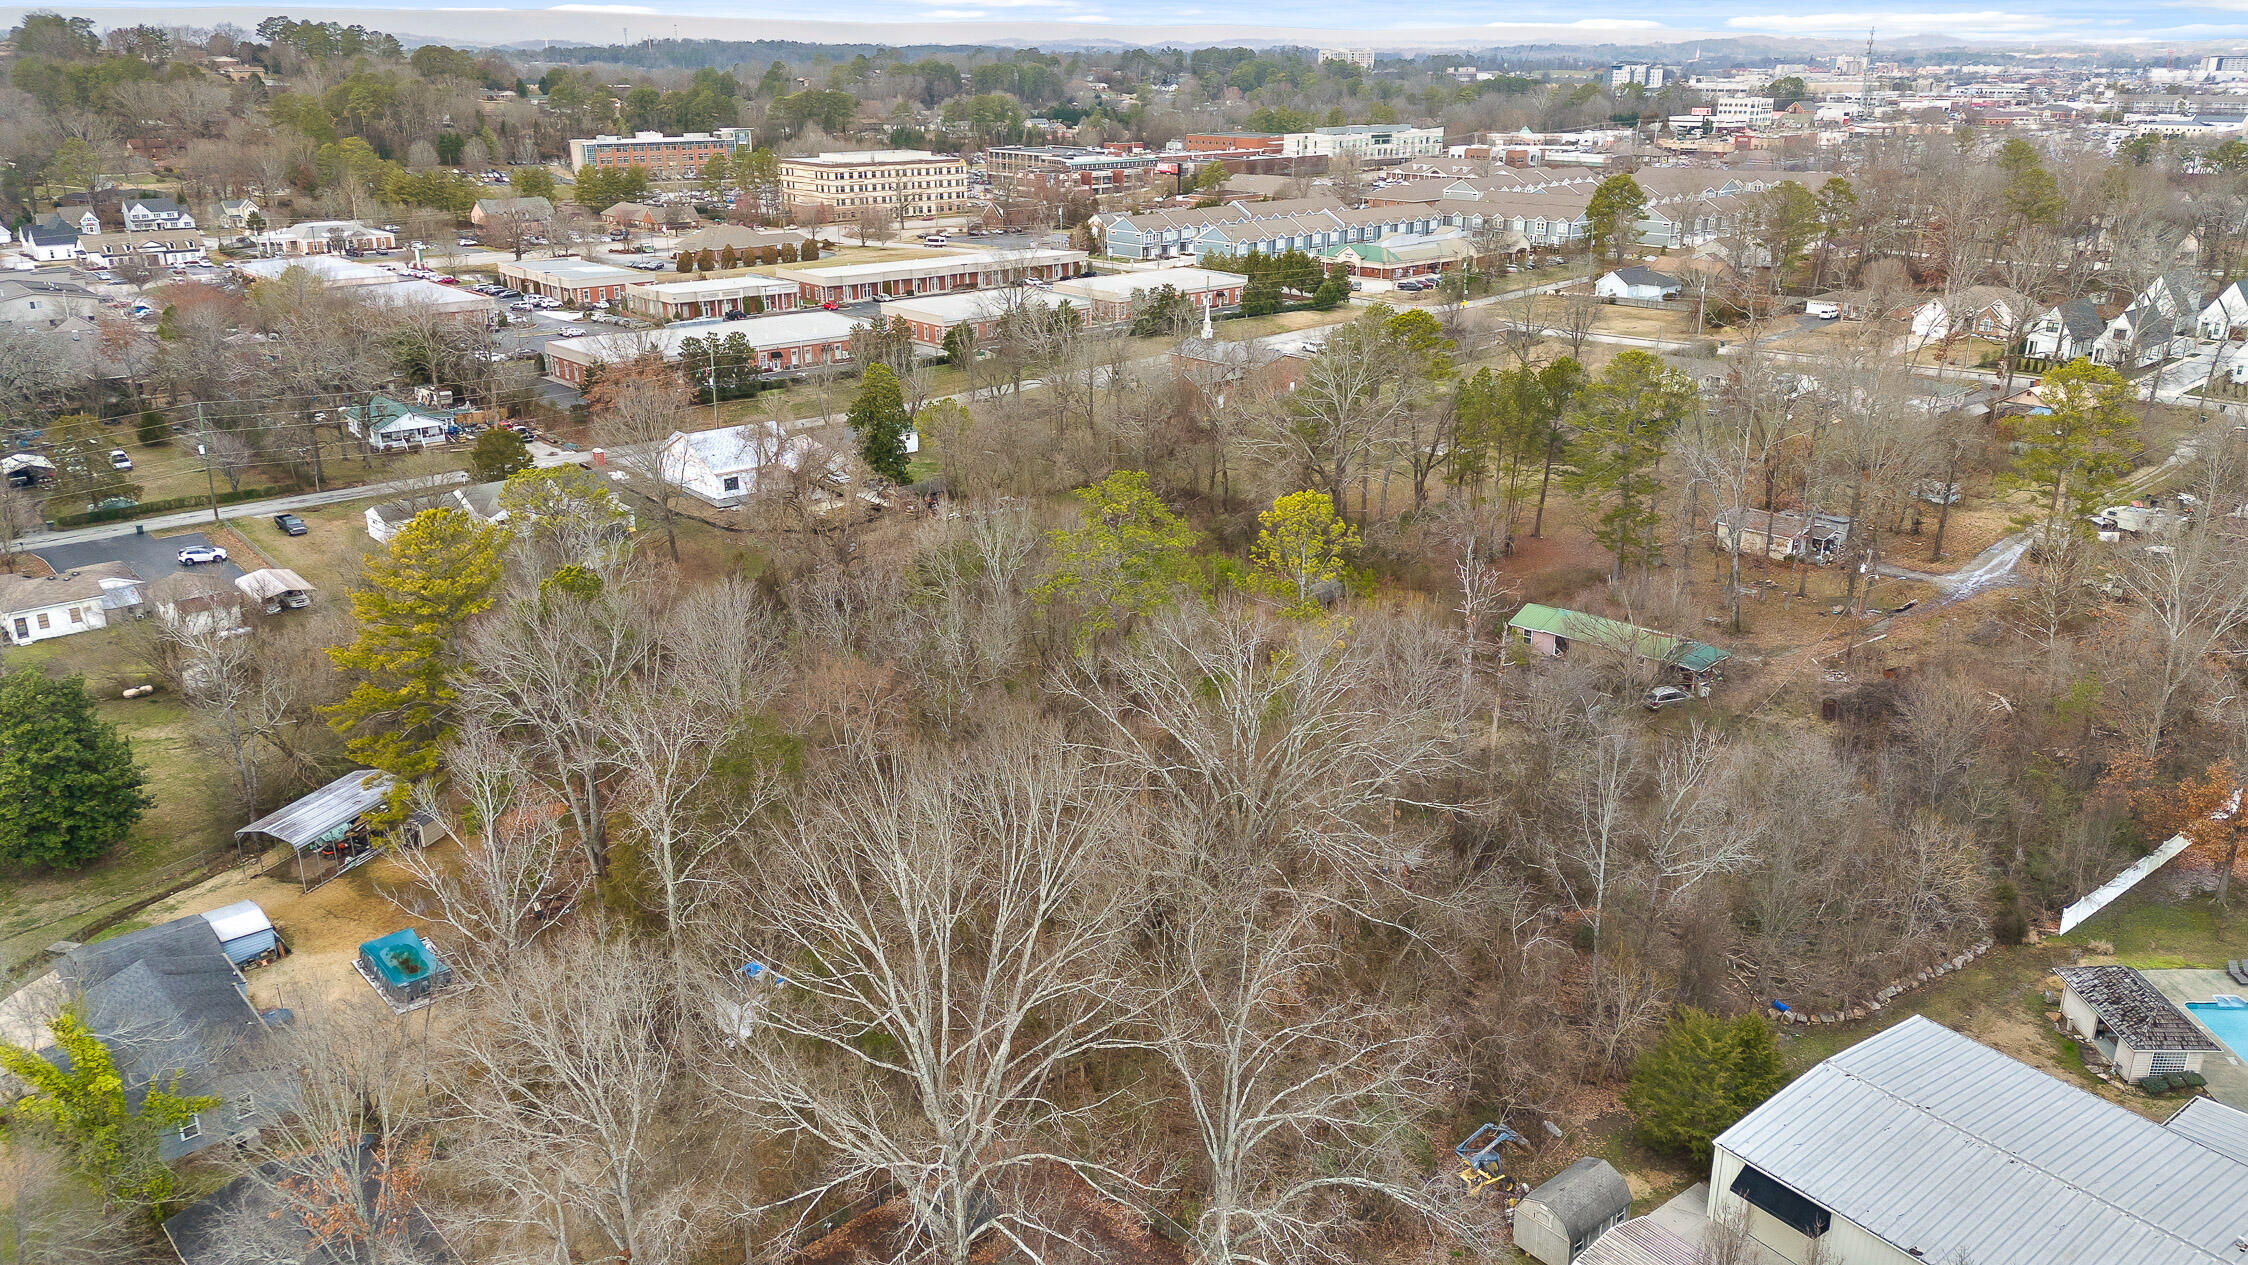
[1278,125,1446,161]
[567,128,755,178]
[776,150,972,220]
[1318,49,1375,68]
[1714,96,1777,126]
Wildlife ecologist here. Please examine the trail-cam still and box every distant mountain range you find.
[0,3,2231,60]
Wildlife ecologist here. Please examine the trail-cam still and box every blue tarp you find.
[360,928,437,989]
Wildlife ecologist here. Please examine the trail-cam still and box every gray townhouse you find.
[1093,197,1349,261]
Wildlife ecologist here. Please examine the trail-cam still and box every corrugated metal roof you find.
[1506,603,1730,673]
[1576,1218,1699,1265]
[2166,1098,2248,1166]
[235,769,393,850]
[1715,1015,2248,1265]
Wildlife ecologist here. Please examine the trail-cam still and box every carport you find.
[235,769,411,891]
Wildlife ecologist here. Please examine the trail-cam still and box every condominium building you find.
[1279,125,1446,161]
[1318,49,1375,68]
[1609,63,1670,91]
[567,128,755,178]
[776,150,972,220]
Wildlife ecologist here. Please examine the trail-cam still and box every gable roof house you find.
[1594,266,1682,302]
[657,420,846,507]
[0,562,145,645]
[2023,297,2112,363]
[8,918,286,1162]
[364,478,506,543]
[217,197,261,230]
[1708,1015,2248,1265]
[470,195,554,226]
[21,219,83,262]
[1712,508,1850,563]
[2095,270,2206,367]
[123,197,196,231]
[1905,285,2030,351]
[2199,278,2248,341]
[344,393,473,453]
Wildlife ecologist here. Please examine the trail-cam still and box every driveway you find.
[35,529,245,585]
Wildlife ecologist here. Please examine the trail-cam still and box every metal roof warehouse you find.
[1709,1015,2248,1265]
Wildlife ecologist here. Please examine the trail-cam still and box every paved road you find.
[13,473,464,551]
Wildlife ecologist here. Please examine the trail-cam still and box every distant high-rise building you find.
[1609,63,1670,90]
[2201,54,2248,80]
[1319,48,1376,69]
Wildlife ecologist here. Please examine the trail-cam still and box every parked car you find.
[176,544,229,566]
[273,512,308,536]
[1644,686,1692,712]
[108,449,132,470]
[821,299,843,310]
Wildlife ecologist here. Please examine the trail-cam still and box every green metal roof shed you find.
[1506,602,1730,681]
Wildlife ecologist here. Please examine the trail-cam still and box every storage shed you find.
[2054,964,2218,1082]
[196,900,278,968]
[1513,1157,1632,1265]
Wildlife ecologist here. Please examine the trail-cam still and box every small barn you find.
[1513,1157,1632,1265]
[235,769,416,891]
[197,900,278,968]
[2054,964,2218,1083]
[1505,603,1731,693]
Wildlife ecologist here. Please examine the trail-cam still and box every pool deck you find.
[2145,968,2248,1110]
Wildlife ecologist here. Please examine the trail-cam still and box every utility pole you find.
[195,403,218,525]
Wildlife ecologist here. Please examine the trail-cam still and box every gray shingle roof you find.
[1715,1015,2248,1265]
[2056,965,2219,1052]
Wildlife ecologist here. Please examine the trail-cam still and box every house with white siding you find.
[0,563,144,644]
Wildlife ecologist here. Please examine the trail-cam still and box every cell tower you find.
[1861,28,1876,112]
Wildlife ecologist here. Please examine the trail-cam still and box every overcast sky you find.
[12,0,2248,47]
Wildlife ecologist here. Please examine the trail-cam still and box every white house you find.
[2023,297,2109,362]
[0,563,144,645]
[1708,1015,2248,1265]
[343,392,468,452]
[2199,279,2248,340]
[657,420,844,507]
[2093,269,2205,367]
[21,221,82,262]
[218,198,262,231]
[1593,267,1682,301]
[123,197,196,232]
[1905,286,2029,349]
[364,479,506,542]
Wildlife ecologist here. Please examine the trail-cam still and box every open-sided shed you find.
[235,769,405,891]
[234,568,315,614]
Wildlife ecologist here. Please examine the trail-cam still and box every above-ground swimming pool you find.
[2189,998,2248,1058]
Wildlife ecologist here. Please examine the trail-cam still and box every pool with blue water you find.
[2188,998,2248,1058]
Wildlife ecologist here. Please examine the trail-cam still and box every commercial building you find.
[1280,125,1446,161]
[777,150,972,221]
[1182,132,1284,155]
[497,257,643,306]
[1318,48,1375,68]
[1051,267,1244,324]
[773,247,1086,305]
[541,309,862,386]
[254,220,397,256]
[1714,96,1777,126]
[567,127,754,178]
[981,145,1168,192]
[625,273,801,321]
[1709,1015,2248,1265]
[882,288,1089,351]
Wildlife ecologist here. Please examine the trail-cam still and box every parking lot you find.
[35,529,245,586]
